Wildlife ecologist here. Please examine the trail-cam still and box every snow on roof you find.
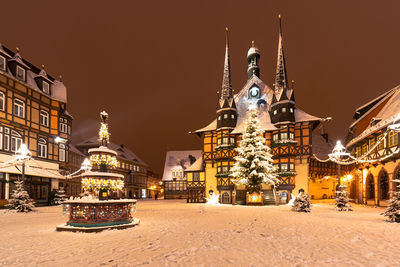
[88,146,118,156]
[347,85,400,148]
[194,75,321,134]
[69,144,85,157]
[312,134,335,159]
[349,88,396,129]
[0,43,11,58]
[0,43,68,103]
[185,157,204,172]
[162,150,202,181]
[75,136,148,166]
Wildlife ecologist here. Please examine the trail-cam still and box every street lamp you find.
[15,143,32,180]
[328,140,350,187]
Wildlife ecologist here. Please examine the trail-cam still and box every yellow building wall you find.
[205,163,217,198]
[293,160,308,195]
[309,178,336,200]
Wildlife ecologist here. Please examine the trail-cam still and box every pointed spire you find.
[274,14,289,98]
[221,27,233,101]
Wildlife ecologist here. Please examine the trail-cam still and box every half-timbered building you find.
[187,17,334,204]
[0,43,72,205]
[162,150,202,199]
[346,85,400,206]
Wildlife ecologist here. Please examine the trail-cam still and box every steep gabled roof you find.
[162,150,202,181]
[347,85,400,148]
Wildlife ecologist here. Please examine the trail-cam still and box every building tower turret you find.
[247,41,260,79]
[270,15,296,124]
[217,28,237,129]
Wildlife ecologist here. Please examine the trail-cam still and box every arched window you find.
[393,165,400,192]
[222,192,230,204]
[39,110,49,127]
[10,130,22,152]
[379,170,389,200]
[38,138,47,158]
[59,144,66,162]
[367,174,375,199]
[13,99,25,118]
[0,91,5,111]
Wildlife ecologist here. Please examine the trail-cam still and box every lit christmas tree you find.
[53,187,67,205]
[335,184,352,211]
[292,192,311,212]
[383,180,400,223]
[230,105,278,193]
[7,180,34,212]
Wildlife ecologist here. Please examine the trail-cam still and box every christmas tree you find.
[53,187,67,205]
[335,184,352,211]
[230,105,278,192]
[292,192,311,212]
[7,180,34,212]
[382,179,400,223]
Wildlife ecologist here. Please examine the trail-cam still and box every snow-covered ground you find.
[0,200,399,266]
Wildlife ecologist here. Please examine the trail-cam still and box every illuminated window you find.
[38,138,47,158]
[369,137,376,151]
[282,107,286,113]
[290,108,294,113]
[223,137,228,144]
[13,99,25,118]
[193,172,200,182]
[231,114,234,119]
[290,163,294,170]
[289,132,294,140]
[224,114,228,119]
[361,143,368,155]
[218,116,221,120]
[273,110,277,115]
[377,134,384,150]
[388,131,398,147]
[230,137,235,144]
[217,138,221,145]
[273,134,278,142]
[281,132,288,140]
[281,164,288,171]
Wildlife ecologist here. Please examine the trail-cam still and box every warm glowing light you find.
[206,193,220,205]
[15,143,32,161]
[81,178,124,191]
[247,192,262,203]
[81,158,92,171]
[89,154,118,168]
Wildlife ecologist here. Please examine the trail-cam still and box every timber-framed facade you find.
[185,17,334,205]
[0,43,72,204]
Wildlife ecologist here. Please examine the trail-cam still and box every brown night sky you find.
[2,1,400,174]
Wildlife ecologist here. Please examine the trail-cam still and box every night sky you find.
[2,1,400,174]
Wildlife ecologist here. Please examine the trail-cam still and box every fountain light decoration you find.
[99,111,110,145]
[328,141,351,159]
[81,178,124,191]
[205,193,220,205]
[89,154,118,168]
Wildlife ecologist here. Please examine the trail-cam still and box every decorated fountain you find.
[56,111,139,232]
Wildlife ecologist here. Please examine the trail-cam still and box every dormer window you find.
[16,65,25,81]
[224,114,228,119]
[282,107,287,113]
[0,56,5,71]
[42,81,50,94]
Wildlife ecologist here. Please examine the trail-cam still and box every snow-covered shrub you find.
[7,180,34,212]
[292,192,311,212]
[335,184,352,211]
[383,180,400,223]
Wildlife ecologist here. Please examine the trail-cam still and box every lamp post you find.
[329,140,350,188]
[15,143,32,181]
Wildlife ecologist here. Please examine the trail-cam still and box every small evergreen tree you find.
[230,105,278,193]
[335,184,352,211]
[292,192,311,212]
[383,179,400,223]
[7,180,34,212]
[53,187,67,205]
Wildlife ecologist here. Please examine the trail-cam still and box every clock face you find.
[249,86,260,98]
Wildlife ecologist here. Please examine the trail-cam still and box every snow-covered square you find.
[1,200,400,266]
